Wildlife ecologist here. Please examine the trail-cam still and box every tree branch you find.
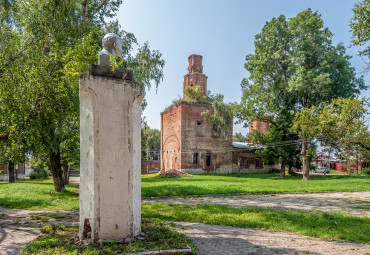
[0,133,9,141]
[88,0,108,19]
[83,0,88,19]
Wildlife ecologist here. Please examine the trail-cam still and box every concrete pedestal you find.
[79,68,143,242]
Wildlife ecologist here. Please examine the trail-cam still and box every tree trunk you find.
[237,157,241,177]
[280,161,286,178]
[288,163,294,175]
[325,147,330,178]
[301,137,310,181]
[8,160,15,183]
[50,149,66,193]
[62,165,70,185]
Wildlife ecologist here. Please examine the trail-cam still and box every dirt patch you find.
[158,170,192,178]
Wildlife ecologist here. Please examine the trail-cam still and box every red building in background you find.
[0,163,26,181]
[313,153,364,173]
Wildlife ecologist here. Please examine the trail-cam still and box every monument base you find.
[79,72,143,242]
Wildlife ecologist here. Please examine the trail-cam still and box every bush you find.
[361,168,370,175]
[30,166,49,179]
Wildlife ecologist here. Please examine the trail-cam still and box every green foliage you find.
[0,0,164,192]
[236,9,366,179]
[163,85,210,112]
[237,8,365,122]
[184,85,209,103]
[293,97,369,148]
[362,168,370,175]
[232,132,246,142]
[201,94,233,136]
[350,0,370,63]
[143,203,370,243]
[22,219,195,255]
[248,116,301,169]
[30,165,49,180]
[111,41,165,91]
[142,125,160,160]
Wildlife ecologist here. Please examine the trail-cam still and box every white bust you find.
[98,33,124,66]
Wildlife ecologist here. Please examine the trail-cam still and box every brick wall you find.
[249,118,270,134]
[179,102,233,172]
[161,104,182,171]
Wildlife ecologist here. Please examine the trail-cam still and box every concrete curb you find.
[124,246,192,255]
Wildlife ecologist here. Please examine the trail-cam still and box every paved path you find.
[1,191,369,254]
[176,222,370,255]
[0,207,78,255]
[0,226,39,255]
[144,191,370,217]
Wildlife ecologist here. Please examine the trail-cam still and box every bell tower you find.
[183,54,208,99]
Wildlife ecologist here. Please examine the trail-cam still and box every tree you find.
[141,125,160,160]
[0,0,164,192]
[350,0,370,70]
[236,9,366,181]
[0,1,29,183]
[233,132,246,142]
[248,116,301,178]
[201,94,233,137]
[293,97,369,152]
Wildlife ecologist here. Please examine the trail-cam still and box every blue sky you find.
[117,0,369,134]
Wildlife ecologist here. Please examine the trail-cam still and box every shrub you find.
[30,165,49,179]
[361,168,370,175]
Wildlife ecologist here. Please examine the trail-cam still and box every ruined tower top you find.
[183,54,208,99]
[187,54,203,73]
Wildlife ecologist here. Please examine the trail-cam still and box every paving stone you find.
[176,222,370,255]
[143,191,370,217]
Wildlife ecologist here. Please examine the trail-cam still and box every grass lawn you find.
[21,219,195,255]
[142,173,370,197]
[1,173,369,210]
[143,203,370,244]
[0,179,79,211]
[328,170,350,175]
[2,175,370,249]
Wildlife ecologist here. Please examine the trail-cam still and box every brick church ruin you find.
[160,54,274,174]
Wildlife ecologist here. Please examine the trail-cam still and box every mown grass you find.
[0,179,79,211]
[328,170,349,175]
[1,174,369,210]
[21,219,195,255]
[142,203,370,244]
[142,173,370,197]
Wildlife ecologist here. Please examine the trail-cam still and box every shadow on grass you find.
[0,179,79,210]
[142,203,370,244]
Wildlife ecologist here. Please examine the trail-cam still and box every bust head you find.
[98,33,123,65]
[102,33,123,58]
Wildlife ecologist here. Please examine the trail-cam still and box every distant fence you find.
[141,160,160,174]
